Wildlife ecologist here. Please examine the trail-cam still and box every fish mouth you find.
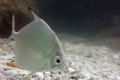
[62,58,71,72]
[57,60,71,72]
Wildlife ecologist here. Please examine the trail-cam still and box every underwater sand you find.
[0,33,120,80]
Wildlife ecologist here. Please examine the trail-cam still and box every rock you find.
[36,77,44,80]
[44,72,51,76]
[35,72,44,79]
[0,65,4,72]
[71,75,79,80]
[3,70,18,76]
[51,71,59,75]
[23,77,31,80]
[78,69,91,78]
[68,68,76,73]
[0,73,4,77]
[54,73,62,79]
[116,76,120,80]
[15,75,23,79]
[113,54,119,59]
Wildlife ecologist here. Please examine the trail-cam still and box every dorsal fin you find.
[9,15,17,39]
[12,15,16,34]
[28,7,39,21]
[3,15,16,44]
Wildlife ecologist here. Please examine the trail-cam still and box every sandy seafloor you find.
[0,33,120,80]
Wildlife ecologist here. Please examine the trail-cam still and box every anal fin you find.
[27,72,34,77]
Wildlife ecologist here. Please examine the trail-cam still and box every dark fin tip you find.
[28,7,32,11]
[28,7,35,13]
[28,7,37,15]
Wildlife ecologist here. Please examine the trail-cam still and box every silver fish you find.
[7,7,67,76]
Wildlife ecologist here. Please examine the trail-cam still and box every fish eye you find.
[56,59,60,63]
[54,56,61,65]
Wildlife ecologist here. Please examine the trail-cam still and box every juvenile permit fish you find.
[7,7,67,77]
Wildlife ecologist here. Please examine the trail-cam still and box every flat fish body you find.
[10,8,66,72]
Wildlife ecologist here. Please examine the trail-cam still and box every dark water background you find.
[35,0,120,37]
[0,0,119,51]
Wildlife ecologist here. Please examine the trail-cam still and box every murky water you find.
[0,0,120,80]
